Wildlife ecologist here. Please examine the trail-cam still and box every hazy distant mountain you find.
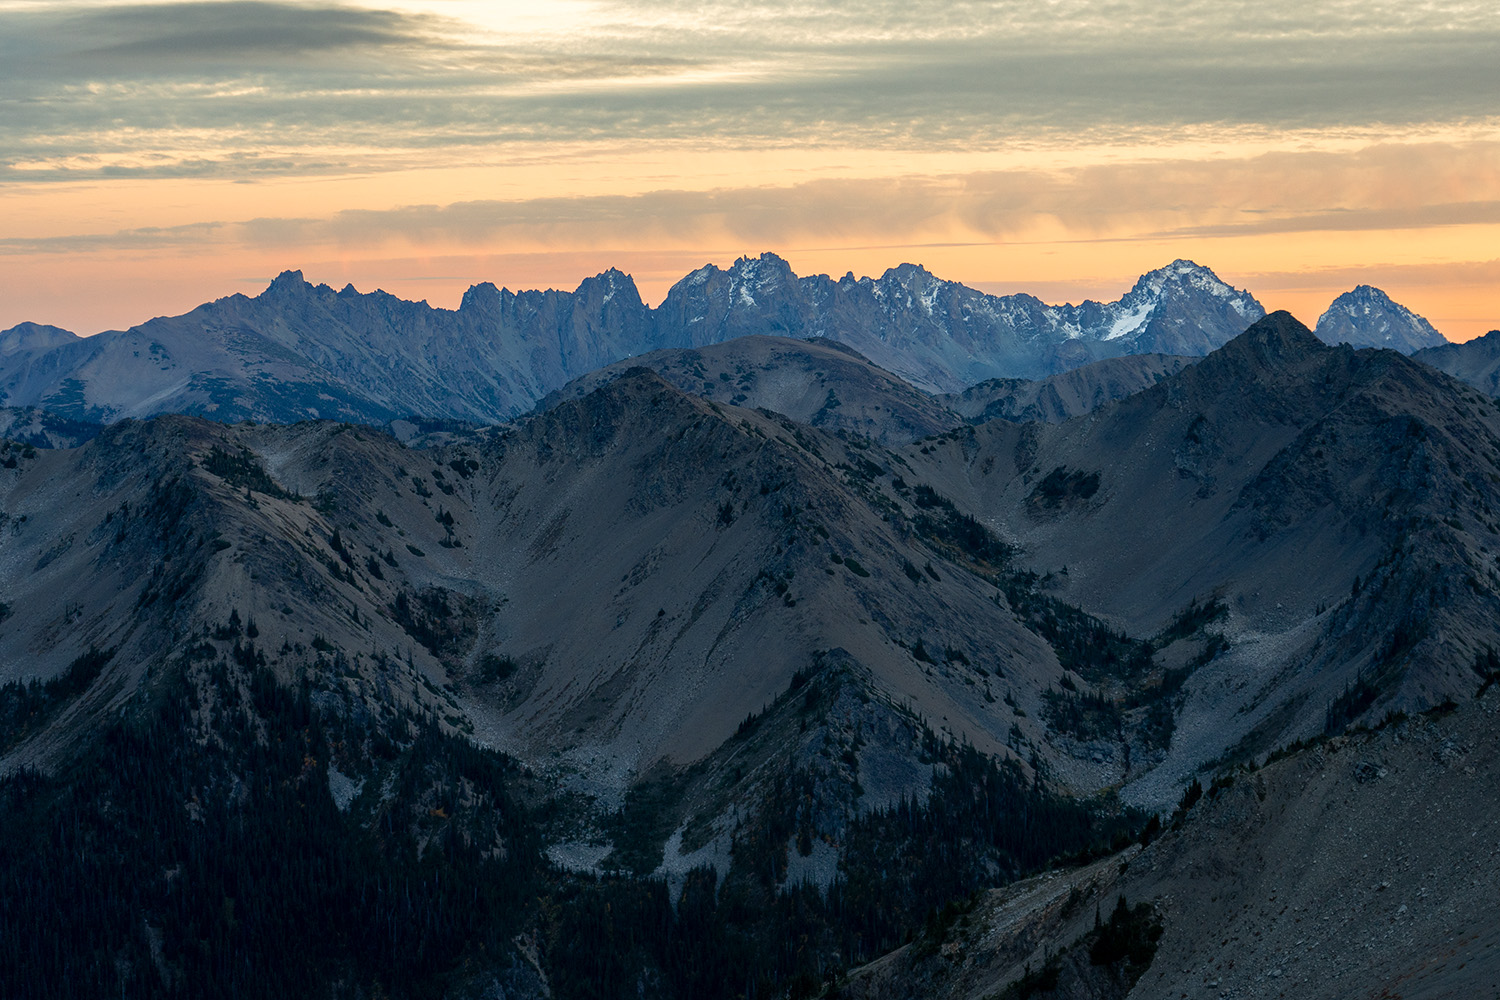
[539,335,964,444]
[939,354,1195,424]
[659,255,1263,390]
[1414,328,1500,395]
[0,321,79,356]
[0,267,654,425]
[0,257,1266,425]
[1314,284,1447,352]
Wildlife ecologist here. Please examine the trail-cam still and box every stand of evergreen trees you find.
[2,651,1144,999]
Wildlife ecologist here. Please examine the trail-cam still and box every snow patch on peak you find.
[734,252,790,281]
[920,283,942,315]
[1104,300,1155,341]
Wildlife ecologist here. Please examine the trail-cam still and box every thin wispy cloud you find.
[7,141,1495,254]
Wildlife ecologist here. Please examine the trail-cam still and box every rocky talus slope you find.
[843,690,1500,1000]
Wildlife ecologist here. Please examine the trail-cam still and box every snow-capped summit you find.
[1089,260,1263,352]
[1315,285,1446,353]
[1035,260,1265,359]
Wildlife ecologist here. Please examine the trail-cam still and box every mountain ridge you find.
[902,312,1500,802]
[2,309,1499,997]
[0,256,1269,426]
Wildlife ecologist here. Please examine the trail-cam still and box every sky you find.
[1,0,1497,339]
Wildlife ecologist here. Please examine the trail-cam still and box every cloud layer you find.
[1,1,1495,340]
[7,141,1496,255]
[3,0,1498,180]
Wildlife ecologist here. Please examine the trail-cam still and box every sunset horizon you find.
[3,0,1496,340]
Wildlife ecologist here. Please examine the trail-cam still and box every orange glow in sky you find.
[1,0,1496,340]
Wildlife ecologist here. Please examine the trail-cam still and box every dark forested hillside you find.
[2,313,1498,999]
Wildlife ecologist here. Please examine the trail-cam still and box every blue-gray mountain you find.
[1314,284,1446,352]
[0,257,1458,430]
[1414,328,1500,396]
[0,257,1267,425]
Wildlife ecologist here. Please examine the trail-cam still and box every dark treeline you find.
[1,650,1141,999]
[550,732,1143,1000]
[0,664,539,999]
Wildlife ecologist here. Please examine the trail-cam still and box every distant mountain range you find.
[2,255,1464,429]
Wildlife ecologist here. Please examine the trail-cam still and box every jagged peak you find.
[734,251,791,270]
[665,262,724,296]
[1316,285,1445,351]
[1321,285,1401,315]
[880,262,938,288]
[730,252,795,288]
[459,282,505,312]
[1131,259,1235,296]
[575,268,643,307]
[267,269,306,291]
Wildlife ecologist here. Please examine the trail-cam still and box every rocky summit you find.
[1315,284,1447,352]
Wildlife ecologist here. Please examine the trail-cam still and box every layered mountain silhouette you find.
[538,336,962,444]
[0,265,1494,998]
[3,256,1458,433]
[938,353,1195,425]
[905,312,1500,799]
[1415,327,1500,395]
[653,255,1263,390]
[4,310,1494,799]
[0,256,1269,425]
